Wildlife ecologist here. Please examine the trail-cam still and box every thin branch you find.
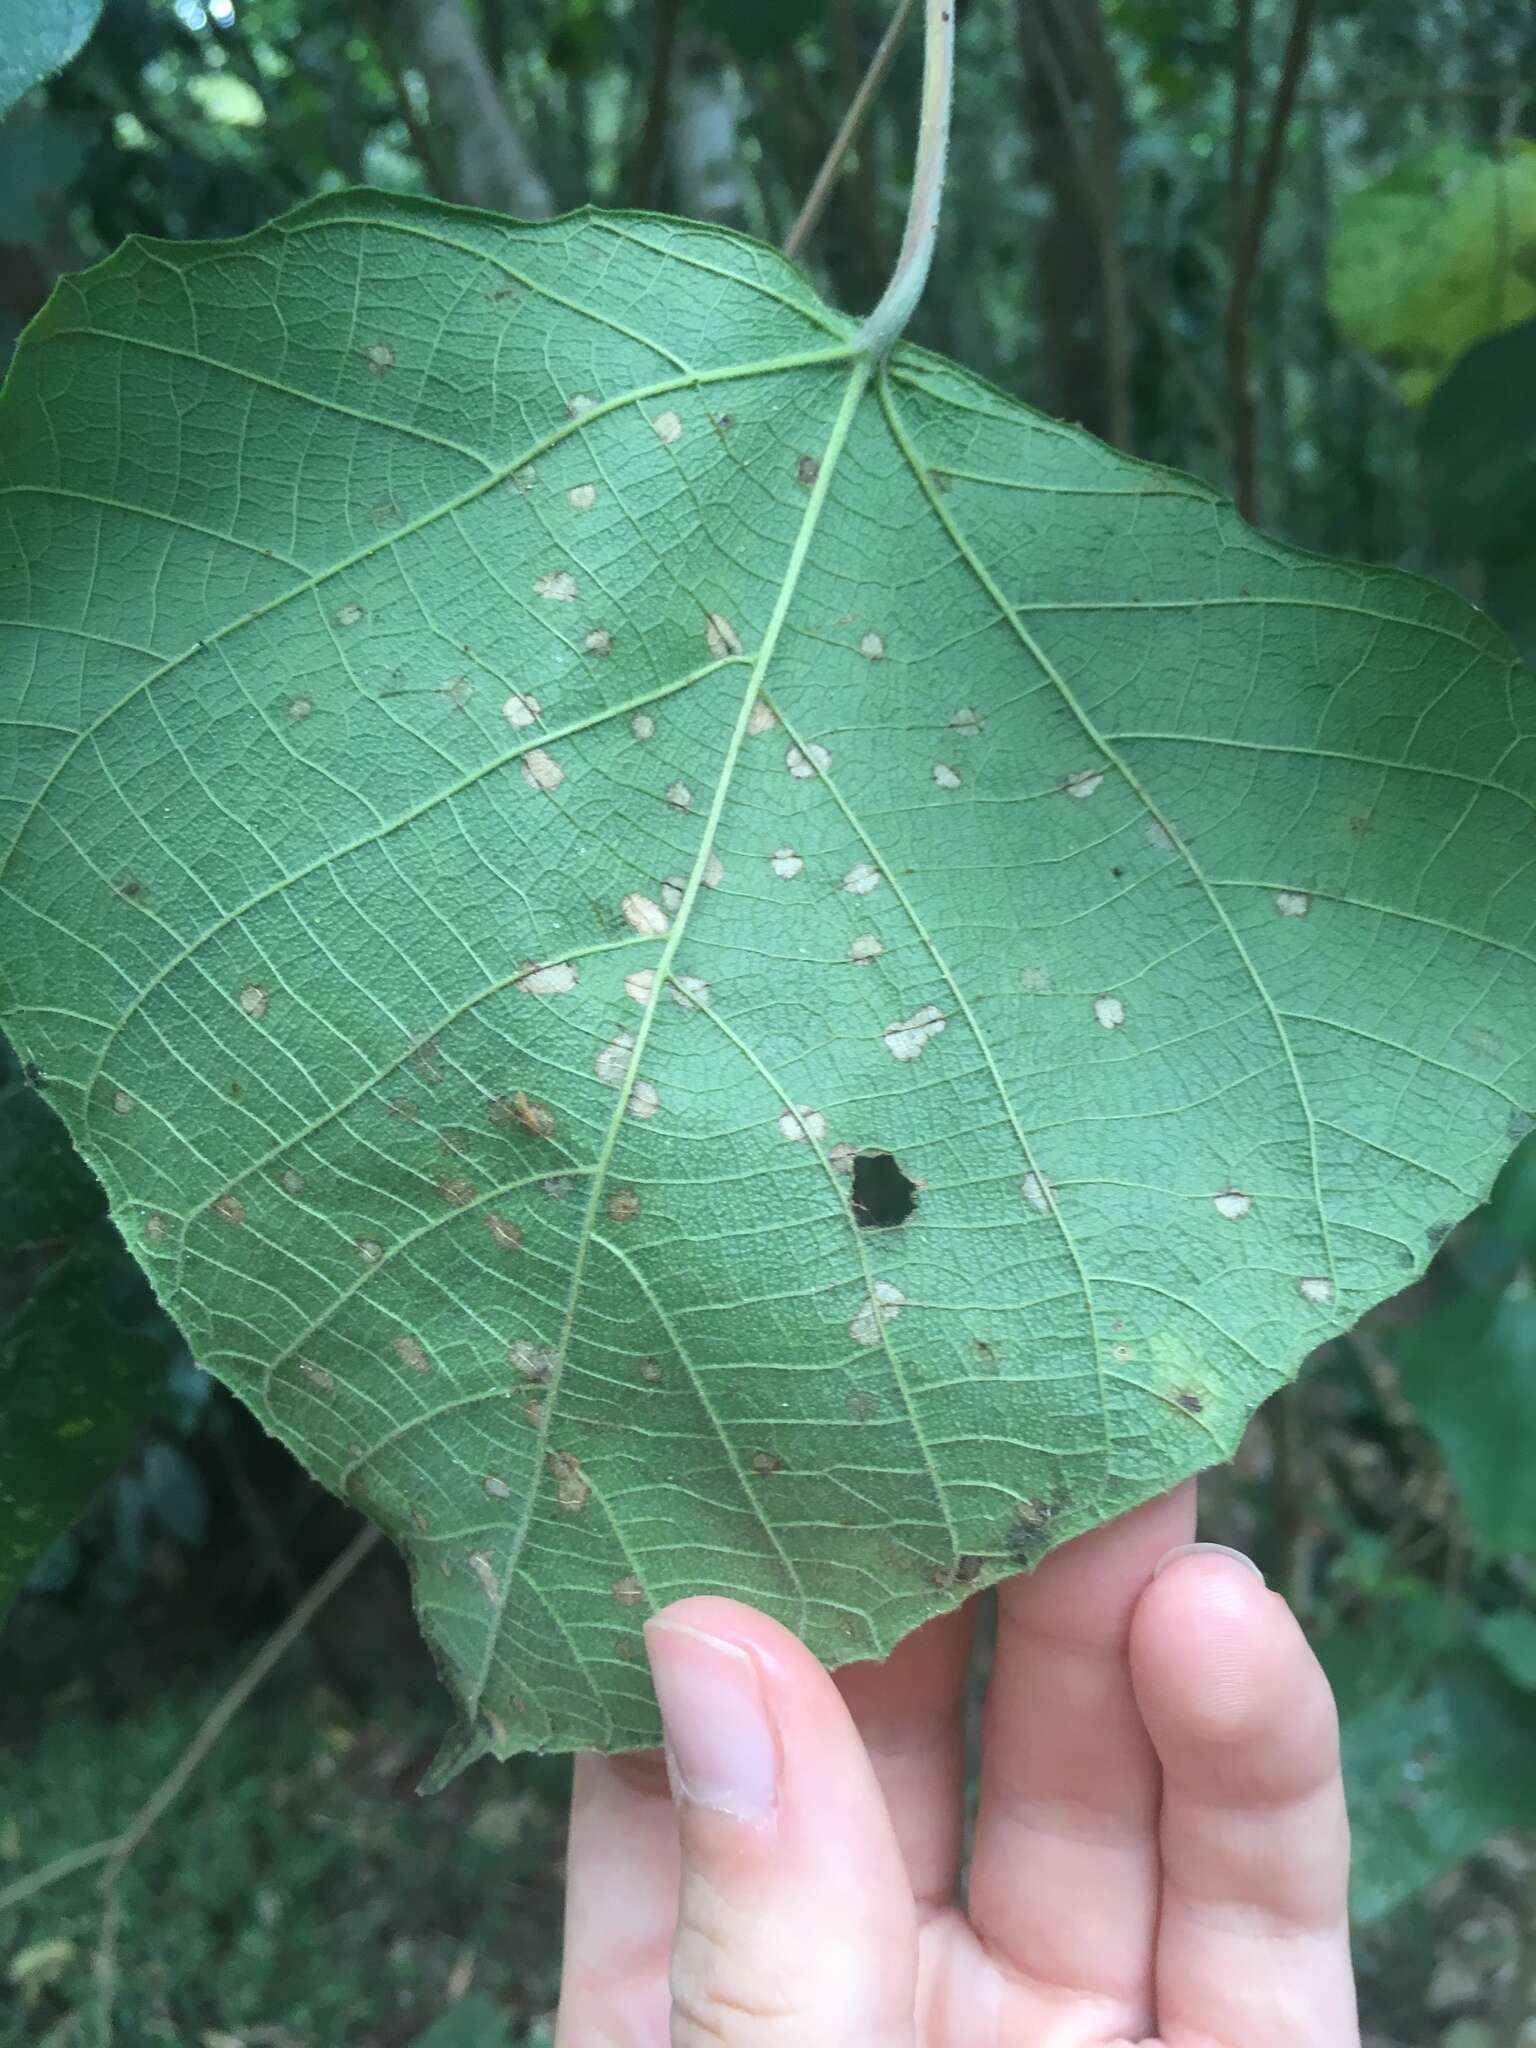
[1226,0,1318,522]
[785,0,917,265]
[0,1524,381,1918]
[858,0,954,359]
[630,0,682,208]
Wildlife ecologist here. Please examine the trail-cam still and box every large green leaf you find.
[0,193,1531,1765]
[0,0,103,120]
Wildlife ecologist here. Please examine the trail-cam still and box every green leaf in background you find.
[1421,316,1536,665]
[0,192,1532,1763]
[0,1218,182,1611]
[1392,1139,1536,1556]
[0,0,103,120]
[408,1994,516,2048]
[1327,142,1536,404]
[1327,1612,1536,1923]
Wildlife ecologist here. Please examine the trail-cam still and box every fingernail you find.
[1154,1541,1265,1585]
[645,1622,779,1820]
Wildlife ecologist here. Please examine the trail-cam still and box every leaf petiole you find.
[857,0,956,361]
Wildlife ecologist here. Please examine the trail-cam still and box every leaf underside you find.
[0,194,1531,1767]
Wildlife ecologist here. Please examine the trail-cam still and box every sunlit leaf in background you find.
[0,193,1531,1764]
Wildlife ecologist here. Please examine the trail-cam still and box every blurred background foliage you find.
[1,0,1534,2042]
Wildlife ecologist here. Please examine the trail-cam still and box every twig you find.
[785,0,917,265]
[630,0,682,208]
[1226,0,1318,521]
[0,1524,381,1918]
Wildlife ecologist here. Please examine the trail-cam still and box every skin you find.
[555,1480,1359,2047]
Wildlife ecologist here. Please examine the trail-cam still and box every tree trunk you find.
[669,33,747,228]
[398,0,554,218]
[1014,0,1131,446]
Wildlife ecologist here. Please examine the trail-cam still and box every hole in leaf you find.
[851,1151,918,1229]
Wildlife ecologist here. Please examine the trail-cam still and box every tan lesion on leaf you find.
[548,1451,589,1513]
[612,1572,645,1608]
[392,1334,431,1372]
[214,1193,245,1225]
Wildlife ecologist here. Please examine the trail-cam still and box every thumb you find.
[645,1596,918,2048]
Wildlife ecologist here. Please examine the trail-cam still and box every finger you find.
[834,1604,975,1909]
[1130,1549,1359,2048]
[646,1594,918,2048]
[557,1748,677,2047]
[966,1482,1196,2037]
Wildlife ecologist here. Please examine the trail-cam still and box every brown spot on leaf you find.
[214,1194,245,1226]
[612,1572,645,1608]
[393,1334,430,1372]
[548,1451,588,1513]
[508,1339,558,1383]
[796,454,820,487]
[438,1176,476,1207]
[485,1212,523,1252]
[606,1188,641,1224]
[750,1450,782,1477]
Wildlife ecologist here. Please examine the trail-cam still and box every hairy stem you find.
[858,0,955,360]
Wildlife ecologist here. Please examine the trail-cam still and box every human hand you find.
[554,1481,1358,2046]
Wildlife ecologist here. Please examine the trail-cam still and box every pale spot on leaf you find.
[630,710,655,741]
[144,1212,167,1243]
[484,1473,512,1500]
[651,409,684,444]
[1275,890,1311,918]
[361,341,394,376]
[112,1089,135,1116]
[828,1142,856,1173]
[534,570,578,603]
[521,748,564,793]
[1214,1189,1252,1221]
[299,1361,334,1392]
[393,1334,430,1372]
[1018,966,1050,993]
[747,700,778,735]
[355,1237,384,1264]
[1297,1275,1335,1305]
[606,1188,641,1223]
[860,632,886,661]
[670,973,710,1009]
[508,1340,558,1382]
[851,1281,905,1347]
[1021,1172,1055,1214]
[771,848,803,880]
[515,959,579,996]
[238,983,269,1019]
[665,779,693,812]
[950,707,984,736]
[566,392,596,418]
[659,876,686,914]
[585,626,614,657]
[334,601,364,628]
[612,1572,645,1608]
[843,862,881,895]
[628,1079,661,1120]
[508,464,536,493]
[468,1551,500,1601]
[701,852,724,890]
[1094,995,1126,1031]
[621,893,669,936]
[848,933,883,964]
[280,1169,304,1195]
[287,695,313,721]
[883,1004,946,1062]
[215,1194,245,1225]
[595,1034,635,1087]
[567,483,598,511]
[933,762,962,790]
[501,690,540,728]
[778,1105,826,1143]
[786,741,829,779]
[624,969,655,1005]
[1063,769,1104,800]
[438,1176,475,1207]
[706,612,743,658]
